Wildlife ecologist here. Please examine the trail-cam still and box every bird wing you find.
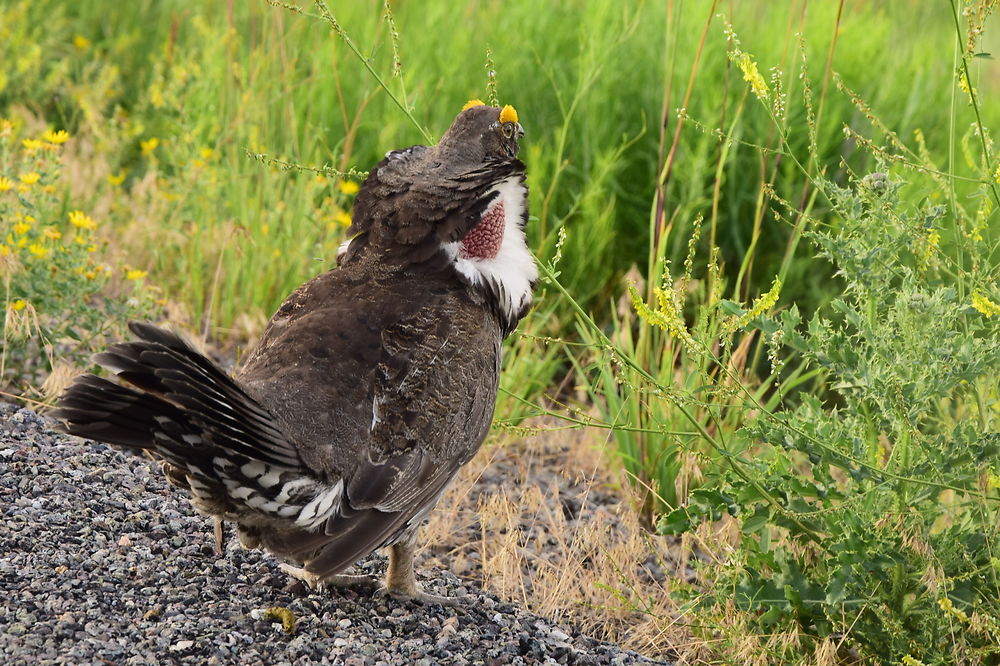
[283,284,500,578]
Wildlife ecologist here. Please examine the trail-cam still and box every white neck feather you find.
[446,177,537,331]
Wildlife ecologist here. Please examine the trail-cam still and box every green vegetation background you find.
[4,1,1000,663]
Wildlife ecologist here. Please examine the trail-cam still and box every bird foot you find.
[378,584,465,607]
[280,564,376,593]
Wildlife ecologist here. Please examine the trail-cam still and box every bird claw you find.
[376,584,465,607]
[280,564,376,593]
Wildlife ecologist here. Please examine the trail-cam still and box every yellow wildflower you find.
[19,172,40,185]
[337,179,360,195]
[84,269,97,280]
[42,129,70,145]
[24,215,35,223]
[140,137,160,156]
[21,138,43,153]
[149,83,166,110]
[68,210,97,230]
[628,283,698,350]
[73,35,91,50]
[86,244,98,253]
[972,291,1000,318]
[901,657,926,666]
[0,177,12,192]
[938,596,969,623]
[737,53,769,100]
[261,223,270,236]
[0,244,10,257]
[13,222,30,235]
[11,299,27,311]
[126,268,148,281]
[334,211,352,227]
[42,184,55,194]
[28,243,48,258]
[108,171,126,186]
[920,228,941,260]
[43,227,62,241]
[0,119,13,137]
[958,71,976,104]
[725,277,782,333]
[199,147,215,160]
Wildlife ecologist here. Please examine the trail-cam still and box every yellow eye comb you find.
[462,99,485,111]
[499,104,518,124]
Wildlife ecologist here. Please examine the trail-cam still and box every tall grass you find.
[2,0,987,335]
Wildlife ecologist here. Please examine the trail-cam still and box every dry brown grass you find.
[419,423,715,663]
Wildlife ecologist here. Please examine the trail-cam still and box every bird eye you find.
[501,123,514,138]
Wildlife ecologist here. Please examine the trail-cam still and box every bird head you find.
[436,101,525,163]
[341,101,537,335]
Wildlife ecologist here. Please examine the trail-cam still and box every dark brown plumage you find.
[53,103,536,604]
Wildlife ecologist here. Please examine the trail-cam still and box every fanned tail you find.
[54,321,299,470]
[53,322,342,526]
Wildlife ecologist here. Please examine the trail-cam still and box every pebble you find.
[0,404,667,664]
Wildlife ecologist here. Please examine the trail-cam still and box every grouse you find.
[53,101,537,605]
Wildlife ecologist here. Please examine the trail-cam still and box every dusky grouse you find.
[54,101,537,604]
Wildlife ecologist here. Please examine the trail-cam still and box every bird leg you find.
[279,564,376,593]
[213,517,225,554]
[382,533,462,606]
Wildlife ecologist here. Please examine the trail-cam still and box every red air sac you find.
[461,201,505,260]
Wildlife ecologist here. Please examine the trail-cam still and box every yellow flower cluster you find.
[68,210,97,230]
[971,290,1000,318]
[726,278,782,333]
[737,53,769,101]
[628,283,697,350]
[43,129,70,145]
[921,229,941,260]
[958,71,976,104]
[337,179,360,195]
[140,137,160,156]
[938,596,969,623]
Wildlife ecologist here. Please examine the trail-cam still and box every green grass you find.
[4,0,1000,660]
[3,0,992,332]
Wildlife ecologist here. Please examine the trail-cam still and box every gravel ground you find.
[0,403,667,665]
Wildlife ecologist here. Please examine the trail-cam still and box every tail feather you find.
[53,322,355,560]
[91,322,294,466]
[53,322,303,475]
